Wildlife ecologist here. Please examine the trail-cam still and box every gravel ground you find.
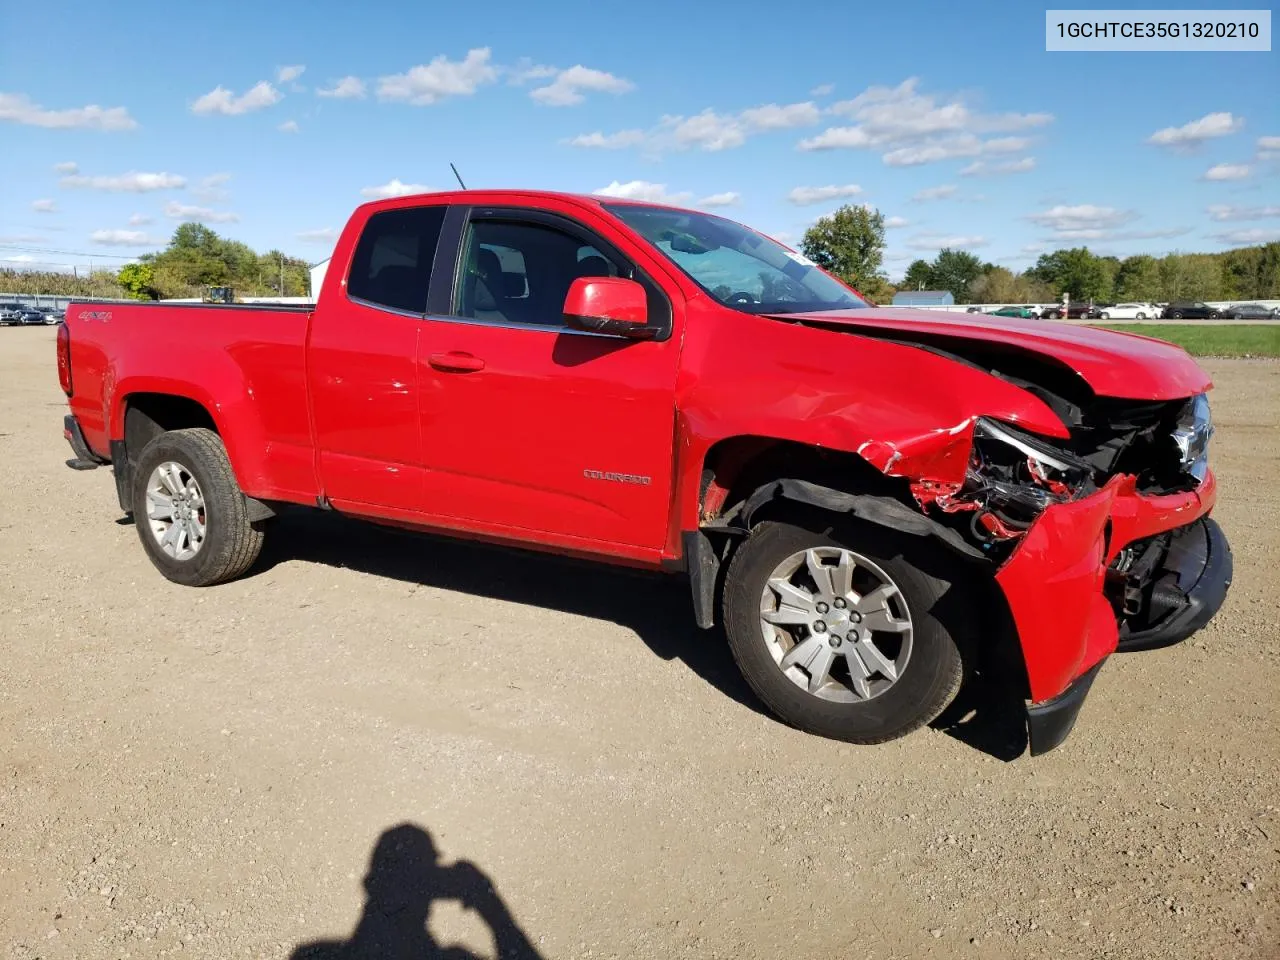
[1,326,1276,960]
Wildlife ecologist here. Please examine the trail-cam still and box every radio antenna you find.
[450,163,467,190]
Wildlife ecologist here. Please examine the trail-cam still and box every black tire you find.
[131,427,264,586]
[721,520,964,744]
[1136,313,1147,320]
[1099,312,1110,320]
[1170,311,1184,319]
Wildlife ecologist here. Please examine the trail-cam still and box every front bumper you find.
[995,470,1231,752]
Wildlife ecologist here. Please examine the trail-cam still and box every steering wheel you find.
[726,292,759,306]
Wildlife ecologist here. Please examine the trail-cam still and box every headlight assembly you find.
[1172,393,1212,482]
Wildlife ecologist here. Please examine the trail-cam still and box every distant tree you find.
[902,259,933,291]
[968,266,1028,304]
[116,262,155,300]
[1026,247,1110,301]
[801,204,887,294]
[929,248,986,302]
[1158,253,1222,301]
[1115,255,1161,301]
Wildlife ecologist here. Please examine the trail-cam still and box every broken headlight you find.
[1172,393,1212,482]
[958,418,1097,541]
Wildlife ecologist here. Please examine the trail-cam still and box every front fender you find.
[670,313,1071,542]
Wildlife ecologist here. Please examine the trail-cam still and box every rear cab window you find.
[346,206,447,314]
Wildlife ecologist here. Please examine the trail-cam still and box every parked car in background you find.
[987,305,1039,319]
[16,307,50,325]
[1218,302,1278,320]
[42,309,63,325]
[0,301,26,325]
[1162,302,1220,320]
[1041,302,1097,320]
[1095,303,1158,320]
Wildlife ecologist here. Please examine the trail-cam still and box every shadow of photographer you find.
[292,823,544,960]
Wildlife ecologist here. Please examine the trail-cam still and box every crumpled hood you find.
[776,307,1212,401]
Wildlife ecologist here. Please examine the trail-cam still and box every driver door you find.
[415,207,682,551]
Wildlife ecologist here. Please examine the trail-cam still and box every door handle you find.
[428,351,485,373]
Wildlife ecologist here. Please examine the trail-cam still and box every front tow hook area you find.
[1116,517,1233,653]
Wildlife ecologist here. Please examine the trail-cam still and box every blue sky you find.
[1,0,1277,280]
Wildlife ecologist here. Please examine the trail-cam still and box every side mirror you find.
[563,277,652,339]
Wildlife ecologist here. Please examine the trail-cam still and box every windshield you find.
[603,204,867,314]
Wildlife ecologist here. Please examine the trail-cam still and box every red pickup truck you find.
[58,190,1231,755]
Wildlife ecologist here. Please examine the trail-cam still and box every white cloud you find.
[2,254,36,263]
[810,83,834,97]
[276,65,306,84]
[0,233,48,244]
[31,199,57,213]
[665,110,746,151]
[192,81,282,116]
[799,78,1051,165]
[906,234,989,251]
[317,76,366,99]
[279,120,300,133]
[128,213,153,226]
[960,156,1037,177]
[739,101,821,130]
[192,172,232,203]
[593,180,692,204]
[53,161,78,174]
[697,192,740,208]
[1211,227,1280,245]
[1021,243,1046,254]
[378,48,497,105]
[565,129,646,149]
[885,216,909,228]
[509,59,560,84]
[1148,112,1243,148]
[297,227,339,244]
[569,101,817,155]
[787,184,863,206]
[0,92,137,131]
[1203,163,1250,181]
[360,178,432,199]
[90,229,159,247]
[1206,204,1280,221]
[1027,204,1136,233]
[61,171,186,192]
[528,65,633,106]
[911,184,957,202]
[1258,135,1280,158]
[164,201,240,224]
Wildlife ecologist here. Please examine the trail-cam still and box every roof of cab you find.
[358,188,696,214]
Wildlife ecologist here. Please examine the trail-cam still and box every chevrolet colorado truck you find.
[58,190,1232,755]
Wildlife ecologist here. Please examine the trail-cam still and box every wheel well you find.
[123,393,218,456]
[699,436,909,525]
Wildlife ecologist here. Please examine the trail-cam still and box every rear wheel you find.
[131,428,264,586]
[1136,312,1147,320]
[722,521,964,744]
[1171,311,1184,319]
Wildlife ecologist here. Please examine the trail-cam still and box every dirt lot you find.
[1,326,1276,960]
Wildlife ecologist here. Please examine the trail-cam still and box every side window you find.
[454,220,623,327]
[347,206,446,314]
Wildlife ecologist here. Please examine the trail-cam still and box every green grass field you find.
[1091,324,1280,358]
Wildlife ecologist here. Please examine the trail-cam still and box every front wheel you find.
[721,521,964,744]
[1099,312,1110,320]
[131,427,265,586]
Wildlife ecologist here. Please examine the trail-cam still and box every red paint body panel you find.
[782,308,1213,401]
[996,471,1217,702]
[60,189,1224,709]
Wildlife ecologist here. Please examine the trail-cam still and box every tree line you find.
[1,224,313,300]
[801,204,1280,304]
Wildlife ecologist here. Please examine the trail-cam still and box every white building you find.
[309,258,330,301]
